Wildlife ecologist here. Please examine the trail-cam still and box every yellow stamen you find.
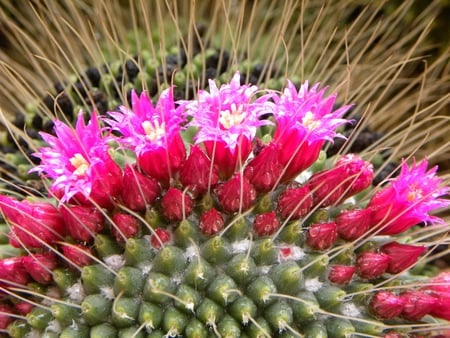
[219,103,246,129]
[142,120,166,141]
[70,153,89,176]
[302,111,320,130]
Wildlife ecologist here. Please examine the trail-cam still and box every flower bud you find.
[253,211,280,236]
[111,213,140,243]
[356,252,391,279]
[180,145,219,197]
[277,185,313,220]
[0,304,14,330]
[328,265,355,284]
[0,196,65,248]
[161,187,193,222]
[336,209,372,241]
[381,241,426,274]
[306,222,337,250]
[335,154,374,197]
[420,272,450,321]
[121,165,160,211]
[400,290,439,321]
[61,244,93,268]
[199,208,224,236]
[150,228,172,249]
[370,291,406,319]
[0,257,29,286]
[21,253,57,285]
[244,143,282,192]
[60,204,104,241]
[216,174,256,213]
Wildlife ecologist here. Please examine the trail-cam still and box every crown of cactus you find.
[0,70,449,338]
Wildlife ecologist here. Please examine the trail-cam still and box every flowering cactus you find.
[0,72,448,338]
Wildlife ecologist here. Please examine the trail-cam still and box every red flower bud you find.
[306,222,337,250]
[0,257,29,286]
[181,145,219,197]
[381,242,426,274]
[60,204,104,241]
[122,165,160,211]
[371,291,406,319]
[61,244,93,268]
[161,188,194,222]
[308,154,373,207]
[335,209,372,241]
[21,253,58,285]
[277,185,313,220]
[253,211,280,236]
[244,143,283,192]
[216,174,256,213]
[199,208,224,236]
[400,290,439,321]
[356,252,391,279]
[14,302,34,315]
[328,265,355,284]
[111,213,140,243]
[0,303,14,330]
[0,196,65,248]
[150,228,171,248]
[420,272,450,321]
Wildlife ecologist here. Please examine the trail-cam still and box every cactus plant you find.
[0,1,449,337]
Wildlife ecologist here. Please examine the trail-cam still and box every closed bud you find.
[381,241,426,274]
[371,291,406,319]
[277,185,313,220]
[60,204,104,241]
[400,290,438,321]
[336,209,372,241]
[328,265,355,284]
[216,174,256,213]
[306,222,337,250]
[244,142,283,192]
[21,253,57,285]
[199,208,224,236]
[253,211,280,236]
[0,303,14,330]
[161,187,193,222]
[180,145,219,197]
[111,213,140,243]
[121,165,160,211]
[14,302,34,316]
[0,256,29,286]
[150,228,171,249]
[335,154,374,197]
[356,252,391,279]
[62,244,93,268]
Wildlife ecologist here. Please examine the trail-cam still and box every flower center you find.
[69,153,89,176]
[142,120,166,142]
[302,111,321,130]
[219,103,246,129]
[407,186,423,202]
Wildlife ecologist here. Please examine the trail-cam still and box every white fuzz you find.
[104,254,126,271]
[41,286,60,306]
[258,265,271,275]
[184,245,198,261]
[295,169,313,184]
[277,245,305,262]
[341,302,362,317]
[25,330,41,338]
[232,239,252,254]
[304,277,323,292]
[67,281,85,303]
[45,320,61,333]
[139,262,153,274]
[100,286,116,300]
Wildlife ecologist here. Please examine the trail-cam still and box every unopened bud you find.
[356,252,391,279]
[328,265,355,284]
[121,165,160,211]
[306,222,337,250]
[199,208,224,236]
[253,211,280,236]
[216,174,256,213]
[60,204,104,241]
[277,185,313,220]
[244,143,282,192]
[21,253,57,285]
[336,209,372,241]
[381,241,426,274]
[161,187,193,222]
[371,291,406,319]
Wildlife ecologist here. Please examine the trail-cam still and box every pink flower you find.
[381,242,426,274]
[107,89,186,184]
[0,196,65,248]
[367,159,449,235]
[271,81,351,181]
[32,111,122,207]
[182,71,273,179]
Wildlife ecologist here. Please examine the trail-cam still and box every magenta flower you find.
[367,159,449,235]
[182,71,273,179]
[271,81,351,181]
[0,196,65,248]
[107,89,186,184]
[32,111,122,207]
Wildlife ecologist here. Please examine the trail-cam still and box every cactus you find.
[0,1,449,338]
